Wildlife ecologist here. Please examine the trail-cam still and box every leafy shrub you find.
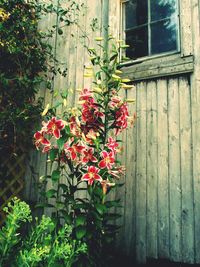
[0,0,83,154]
[0,198,87,267]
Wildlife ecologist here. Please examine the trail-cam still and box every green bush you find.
[0,198,87,267]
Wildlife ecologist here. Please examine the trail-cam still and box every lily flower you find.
[82,166,102,185]
[106,137,118,153]
[34,131,50,149]
[46,117,65,139]
[65,143,85,161]
[98,151,115,169]
[82,148,98,164]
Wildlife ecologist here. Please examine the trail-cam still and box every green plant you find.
[34,36,135,266]
[0,0,83,154]
[0,197,32,266]
[0,198,87,267]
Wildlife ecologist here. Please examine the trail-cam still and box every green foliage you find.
[0,198,87,267]
[0,197,32,266]
[0,0,83,154]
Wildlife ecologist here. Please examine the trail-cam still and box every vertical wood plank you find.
[191,0,200,263]
[109,0,120,39]
[124,85,137,261]
[135,81,147,263]
[168,78,181,262]
[157,79,170,259]
[179,76,194,263]
[179,0,193,56]
[146,80,158,259]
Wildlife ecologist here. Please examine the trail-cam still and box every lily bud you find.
[95,37,104,41]
[115,70,123,74]
[121,78,131,83]
[112,74,121,80]
[84,73,93,78]
[126,99,136,103]
[63,99,67,107]
[41,103,50,116]
[120,83,134,89]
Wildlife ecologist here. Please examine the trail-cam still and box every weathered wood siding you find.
[116,0,200,264]
[119,75,196,264]
[24,0,200,264]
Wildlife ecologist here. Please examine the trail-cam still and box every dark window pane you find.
[151,18,177,54]
[125,0,148,29]
[126,26,148,59]
[150,0,177,21]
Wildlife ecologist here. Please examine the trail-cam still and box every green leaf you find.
[35,203,55,209]
[58,183,68,192]
[110,53,118,61]
[105,200,122,208]
[58,28,63,35]
[51,169,60,182]
[57,137,65,150]
[46,189,57,198]
[95,203,107,215]
[75,215,86,227]
[61,90,68,98]
[73,203,88,210]
[64,214,73,224]
[76,226,86,240]
[49,148,58,161]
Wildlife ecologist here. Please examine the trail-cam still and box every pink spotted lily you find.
[46,117,65,139]
[34,131,50,149]
[106,137,118,154]
[82,166,102,185]
[98,151,115,169]
[82,148,97,164]
[65,142,85,161]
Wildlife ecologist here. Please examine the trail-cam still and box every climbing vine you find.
[0,0,83,155]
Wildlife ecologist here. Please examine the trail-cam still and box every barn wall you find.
[24,0,200,264]
[115,0,200,265]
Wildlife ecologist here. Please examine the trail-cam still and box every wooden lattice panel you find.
[0,147,26,225]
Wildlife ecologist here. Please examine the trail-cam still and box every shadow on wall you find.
[111,256,200,267]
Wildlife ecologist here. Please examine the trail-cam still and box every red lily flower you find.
[46,117,65,139]
[106,137,118,153]
[108,165,126,179]
[82,166,102,185]
[69,116,81,137]
[98,151,115,169]
[114,103,129,135]
[79,88,93,101]
[34,131,50,149]
[82,148,97,164]
[108,96,122,109]
[42,145,51,153]
[65,143,85,161]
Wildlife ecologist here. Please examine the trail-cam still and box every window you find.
[123,0,180,60]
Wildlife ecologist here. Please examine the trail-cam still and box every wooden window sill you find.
[120,54,194,81]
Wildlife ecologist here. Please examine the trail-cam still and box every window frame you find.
[123,0,181,58]
[120,0,194,81]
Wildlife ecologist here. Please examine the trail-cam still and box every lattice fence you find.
[0,146,26,225]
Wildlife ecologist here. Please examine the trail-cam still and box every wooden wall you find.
[24,0,200,265]
[115,0,200,264]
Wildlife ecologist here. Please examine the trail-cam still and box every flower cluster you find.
[34,117,65,152]
[34,85,131,190]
